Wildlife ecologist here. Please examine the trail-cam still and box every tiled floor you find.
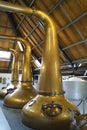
[0,99,34,130]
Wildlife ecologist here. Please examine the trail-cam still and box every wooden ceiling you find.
[0,0,87,76]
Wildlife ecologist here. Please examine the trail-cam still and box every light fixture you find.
[34,59,41,68]
[18,41,23,52]
[78,63,82,67]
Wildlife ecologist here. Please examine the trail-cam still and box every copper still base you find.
[4,84,36,109]
[0,88,7,98]
[22,94,79,130]
[0,84,16,98]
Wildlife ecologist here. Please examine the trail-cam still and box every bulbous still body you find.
[22,95,80,130]
[3,37,36,108]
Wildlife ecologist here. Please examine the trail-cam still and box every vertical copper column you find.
[0,2,80,130]
[0,48,19,98]
[10,48,19,87]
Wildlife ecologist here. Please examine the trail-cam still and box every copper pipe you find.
[0,48,19,98]
[0,2,80,130]
[0,35,36,108]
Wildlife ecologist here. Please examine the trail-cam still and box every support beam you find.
[58,12,87,33]
[48,0,64,15]
[59,44,73,66]
[33,65,87,76]
[33,57,87,74]
[32,41,44,50]
[16,15,25,29]
[72,58,87,64]
[25,24,39,39]
[60,5,86,41]
[62,39,87,50]
[23,0,36,7]
[61,66,87,73]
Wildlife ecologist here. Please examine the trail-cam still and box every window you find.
[0,51,11,61]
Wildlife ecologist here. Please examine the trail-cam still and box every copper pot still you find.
[0,48,19,98]
[0,1,87,130]
[0,36,36,108]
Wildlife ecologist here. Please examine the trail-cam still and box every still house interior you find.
[0,0,87,130]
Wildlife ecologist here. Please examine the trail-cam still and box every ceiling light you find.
[78,63,82,67]
[34,60,41,68]
[18,41,23,52]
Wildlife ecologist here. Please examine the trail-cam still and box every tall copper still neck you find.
[0,35,36,108]
[9,48,19,86]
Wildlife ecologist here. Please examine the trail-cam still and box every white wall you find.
[0,73,22,90]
